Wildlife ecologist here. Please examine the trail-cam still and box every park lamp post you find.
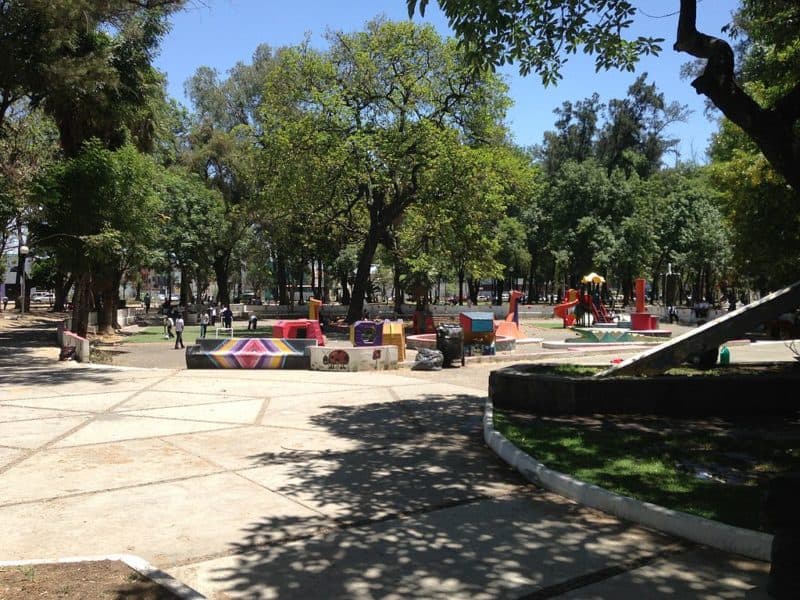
[19,245,29,316]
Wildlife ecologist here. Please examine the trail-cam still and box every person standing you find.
[200,310,210,338]
[222,305,233,329]
[165,315,174,339]
[144,292,151,314]
[174,314,185,349]
[211,305,217,326]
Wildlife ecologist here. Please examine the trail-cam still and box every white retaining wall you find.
[308,345,399,371]
[57,321,90,362]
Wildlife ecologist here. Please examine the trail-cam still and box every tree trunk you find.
[180,267,190,305]
[71,272,92,337]
[393,264,403,313]
[494,278,504,306]
[675,0,800,192]
[339,270,351,305]
[467,277,479,304]
[457,267,465,305]
[111,271,122,329]
[214,255,231,306]
[297,261,305,305]
[94,276,117,335]
[346,228,381,323]
[100,287,116,335]
[276,253,288,305]
[53,272,73,312]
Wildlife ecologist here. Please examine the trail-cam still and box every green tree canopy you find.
[409,0,800,192]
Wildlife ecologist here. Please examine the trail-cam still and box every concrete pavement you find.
[0,317,771,598]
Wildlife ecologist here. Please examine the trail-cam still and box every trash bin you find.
[436,323,464,367]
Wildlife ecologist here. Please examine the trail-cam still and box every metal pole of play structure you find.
[635,278,645,314]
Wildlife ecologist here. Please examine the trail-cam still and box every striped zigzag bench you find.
[185,338,317,369]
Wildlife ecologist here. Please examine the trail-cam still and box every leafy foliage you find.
[408,0,663,84]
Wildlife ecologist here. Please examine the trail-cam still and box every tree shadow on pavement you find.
[0,323,116,387]
[201,392,767,599]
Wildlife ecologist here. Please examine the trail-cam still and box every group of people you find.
[164,304,235,345]
[163,310,186,349]
[197,304,234,338]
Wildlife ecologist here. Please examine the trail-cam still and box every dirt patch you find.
[0,560,182,599]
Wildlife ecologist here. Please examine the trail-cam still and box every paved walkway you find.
[0,316,772,598]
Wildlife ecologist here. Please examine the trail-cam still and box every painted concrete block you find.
[308,345,399,372]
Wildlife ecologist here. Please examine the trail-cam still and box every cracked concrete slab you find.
[0,438,221,506]
[239,441,523,523]
[1,391,143,413]
[0,472,328,565]
[0,446,23,468]
[0,415,90,449]
[166,425,364,471]
[118,398,265,425]
[557,547,769,599]
[0,404,81,422]
[170,495,678,600]
[50,414,240,448]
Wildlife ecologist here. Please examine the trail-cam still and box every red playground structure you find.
[553,273,617,327]
[578,272,616,325]
[553,289,579,327]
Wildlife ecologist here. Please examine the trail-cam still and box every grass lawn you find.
[121,324,275,343]
[494,410,800,532]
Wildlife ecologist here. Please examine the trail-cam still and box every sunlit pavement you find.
[0,319,772,598]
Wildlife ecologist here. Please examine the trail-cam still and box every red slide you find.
[553,298,579,327]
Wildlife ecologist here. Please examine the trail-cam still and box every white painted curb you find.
[483,398,773,562]
[0,554,205,599]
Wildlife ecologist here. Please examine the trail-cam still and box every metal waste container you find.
[436,323,464,367]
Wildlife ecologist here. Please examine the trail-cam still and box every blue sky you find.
[154,0,740,163]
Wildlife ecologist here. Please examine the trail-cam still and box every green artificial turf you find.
[494,410,800,532]
[121,325,274,343]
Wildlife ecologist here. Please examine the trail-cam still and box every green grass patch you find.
[121,324,274,344]
[520,364,604,376]
[494,410,800,531]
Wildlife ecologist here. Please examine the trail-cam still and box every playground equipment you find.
[273,319,325,346]
[495,290,525,339]
[350,320,384,346]
[381,320,407,361]
[308,297,322,321]
[270,296,326,346]
[630,277,660,331]
[459,311,496,355]
[553,275,616,327]
[553,289,580,327]
[350,319,406,361]
[579,272,616,325]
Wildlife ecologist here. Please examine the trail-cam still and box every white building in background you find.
[1,252,32,301]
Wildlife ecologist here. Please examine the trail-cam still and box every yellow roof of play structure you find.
[581,272,606,284]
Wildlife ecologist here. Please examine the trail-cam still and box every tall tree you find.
[708,121,799,292]
[408,0,800,192]
[596,74,690,176]
[1,0,185,335]
[261,19,511,322]
[35,141,165,334]
[536,94,603,176]
[184,45,276,304]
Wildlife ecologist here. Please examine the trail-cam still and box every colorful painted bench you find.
[185,338,317,369]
